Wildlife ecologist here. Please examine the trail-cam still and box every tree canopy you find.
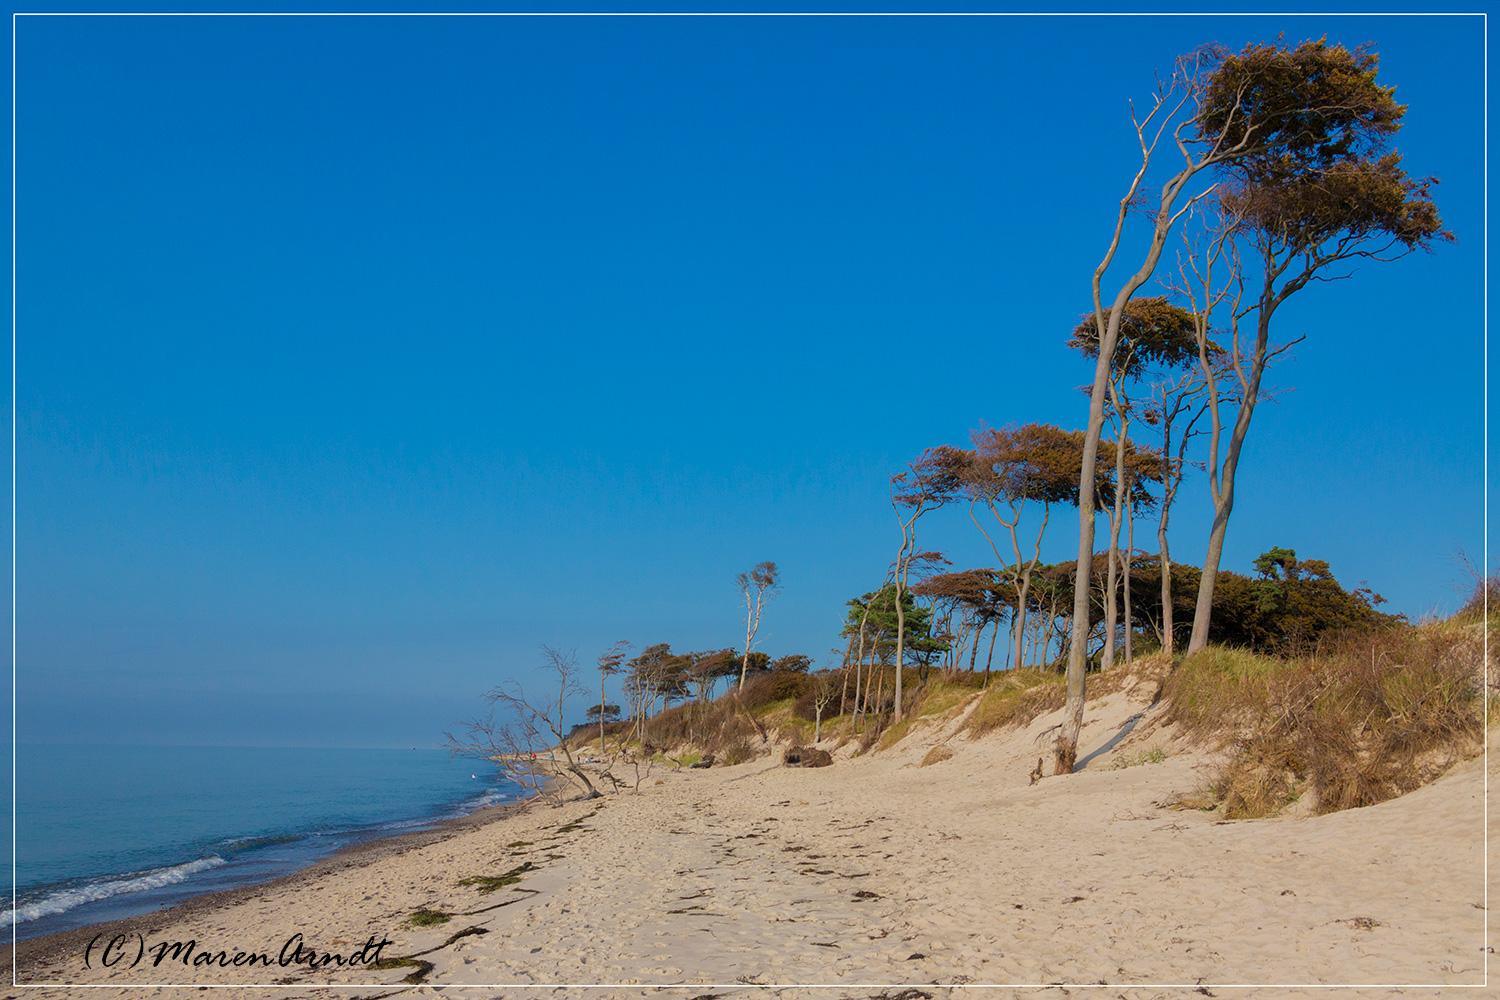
[841,583,950,668]
[1195,38,1405,180]
[1069,296,1202,379]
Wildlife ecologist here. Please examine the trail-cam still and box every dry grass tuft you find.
[1164,625,1483,818]
[962,669,1067,739]
[920,744,955,767]
[717,736,756,766]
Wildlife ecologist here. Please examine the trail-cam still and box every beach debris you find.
[853,890,881,900]
[1029,757,1045,785]
[371,956,435,984]
[458,886,538,916]
[407,908,451,927]
[458,861,535,893]
[1344,916,1383,930]
[689,754,715,769]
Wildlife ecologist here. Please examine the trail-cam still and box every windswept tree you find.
[770,654,813,673]
[596,640,631,753]
[586,703,621,725]
[1183,41,1451,653]
[736,561,781,690]
[912,567,1015,676]
[965,424,1091,672]
[1061,37,1436,774]
[1070,299,1196,668]
[842,565,893,727]
[685,648,739,703]
[842,579,950,715]
[625,642,675,741]
[890,452,965,716]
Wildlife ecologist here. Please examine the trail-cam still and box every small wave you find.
[2,856,228,928]
[359,789,513,833]
[465,787,513,810]
[218,833,302,852]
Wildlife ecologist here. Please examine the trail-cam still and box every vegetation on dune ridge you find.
[545,607,1482,824]
[1163,622,1483,818]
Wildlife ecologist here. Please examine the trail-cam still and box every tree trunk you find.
[1188,288,1277,654]
[1123,473,1135,665]
[1065,288,1135,774]
[1062,75,1263,770]
[1102,494,1122,671]
[1159,515,1174,656]
[1189,483,1236,653]
[838,657,850,718]
[1102,395,1130,672]
[1010,589,1028,673]
[894,584,906,719]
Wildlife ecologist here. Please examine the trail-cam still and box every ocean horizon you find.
[7,744,522,941]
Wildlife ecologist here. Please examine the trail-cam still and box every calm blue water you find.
[6,745,522,940]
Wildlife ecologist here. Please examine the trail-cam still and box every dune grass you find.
[961,669,1068,738]
[1163,625,1483,818]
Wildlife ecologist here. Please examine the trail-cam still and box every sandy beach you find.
[6,669,1491,1000]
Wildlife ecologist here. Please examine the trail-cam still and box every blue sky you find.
[12,9,1488,747]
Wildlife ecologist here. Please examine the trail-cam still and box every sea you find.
[5,745,523,941]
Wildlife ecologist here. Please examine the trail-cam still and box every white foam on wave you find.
[362,787,514,833]
[2,855,228,928]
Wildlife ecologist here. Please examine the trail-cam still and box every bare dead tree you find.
[447,645,601,803]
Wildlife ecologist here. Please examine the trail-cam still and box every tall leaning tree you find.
[1059,38,1430,774]
[1184,40,1451,654]
[1070,298,1199,670]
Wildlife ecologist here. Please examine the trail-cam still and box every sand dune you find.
[6,673,1491,999]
